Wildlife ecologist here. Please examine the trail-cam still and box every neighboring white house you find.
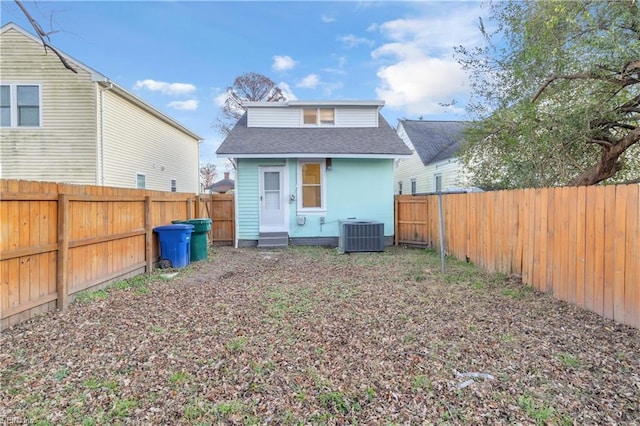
[394,120,471,195]
[0,22,202,192]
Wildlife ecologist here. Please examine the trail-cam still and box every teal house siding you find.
[290,158,395,238]
[216,100,412,248]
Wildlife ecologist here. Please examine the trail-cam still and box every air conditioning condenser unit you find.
[338,221,384,253]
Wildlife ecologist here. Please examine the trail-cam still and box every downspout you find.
[99,82,113,185]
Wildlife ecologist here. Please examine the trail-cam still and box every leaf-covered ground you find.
[1,246,639,425]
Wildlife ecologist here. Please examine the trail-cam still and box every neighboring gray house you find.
[0,23,202,192]
[216,100,412,248]
[394,120,470,195]
[207,172,235,193]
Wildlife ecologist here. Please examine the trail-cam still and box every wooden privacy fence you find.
[0,179,235,330]
[395,184,640,329]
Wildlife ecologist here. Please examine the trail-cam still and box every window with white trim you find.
[170,178,177,192]
[0,84,41,127]
[136,173,146,189]
[434,173,443,192]
[411,178,416,195]
[303,108,334,125]
[297,159,326,211]
[398,181,403,195]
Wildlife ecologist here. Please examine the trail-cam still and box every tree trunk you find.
[568,128,640,186]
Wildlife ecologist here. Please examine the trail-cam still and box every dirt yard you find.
[1,246,638,425]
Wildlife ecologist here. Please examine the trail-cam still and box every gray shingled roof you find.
[217,113,412,158]
[400,120,469,165]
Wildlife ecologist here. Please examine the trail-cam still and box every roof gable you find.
[217,109,412,159]
[1,22,203,141]
[399,120,469,165]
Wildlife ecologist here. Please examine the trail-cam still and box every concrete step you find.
[258,232,289,248]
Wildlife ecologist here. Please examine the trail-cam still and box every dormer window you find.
[303,108,334,125]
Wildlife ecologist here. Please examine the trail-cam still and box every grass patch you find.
[225,336,248,352]
[557,352,581,368]
[518,395,554,425]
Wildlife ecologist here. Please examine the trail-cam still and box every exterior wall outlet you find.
[320,217,325,225]
[297,216,306,226]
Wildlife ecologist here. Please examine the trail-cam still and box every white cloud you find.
[134,79,196,96]
[297,74,320,89]
[339,34,374,48]
[278,82,298,100]
[321,14,336,23]
[167,99,198,111]
[371,5,484,116]
[214,91,229,108]
[272,55,297,72]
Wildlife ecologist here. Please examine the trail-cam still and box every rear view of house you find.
[395,120,470,195]
[216,100,412,248]
[0,23,202,192]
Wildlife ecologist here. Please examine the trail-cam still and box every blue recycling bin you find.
[153,224,194,268]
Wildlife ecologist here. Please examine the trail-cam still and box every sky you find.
[1,0,489,180]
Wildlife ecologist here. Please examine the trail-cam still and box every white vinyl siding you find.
[101,89,200,192]
[334,107,378,127]
[246,105,379,128]
[247,107,299,127]
[0,27,97,183]
[394,153,464,194]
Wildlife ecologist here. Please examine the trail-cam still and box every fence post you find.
[56,194,70,310]
[145,195,153,274]
[394,196,398,246]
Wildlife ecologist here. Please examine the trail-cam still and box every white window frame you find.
[410,178,417,195]
[136,173,146,189]
[398,181,403,195]
[170,178,177,192]
[434,173,443,192]
[0,83,42,128]
[297,159,327,213]
[302,107,335,126]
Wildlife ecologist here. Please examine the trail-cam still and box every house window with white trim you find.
[410,178,416,195]
[434,173,443,192]
[0,84,41,127]
[303,108,334,125]
[136,173,146,189]
[297,159,326,211]
[170,178,177,192]
[398,181,403,195]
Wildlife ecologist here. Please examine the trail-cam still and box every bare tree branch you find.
[14,0,77,73]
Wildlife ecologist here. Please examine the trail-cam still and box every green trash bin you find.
[171,218,212,261]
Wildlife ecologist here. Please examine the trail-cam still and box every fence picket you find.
[1,179,235,330]
[394,184,639,329]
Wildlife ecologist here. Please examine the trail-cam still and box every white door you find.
[259,166,286,232]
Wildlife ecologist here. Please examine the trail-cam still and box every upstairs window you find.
[0,84,41,127]
[398,181,403,195]
[303,108,334,125]
[170,178,177,192]
[411,178,416,195]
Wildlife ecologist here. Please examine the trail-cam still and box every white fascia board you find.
[220,153,412,159]
[243,100,385,108]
